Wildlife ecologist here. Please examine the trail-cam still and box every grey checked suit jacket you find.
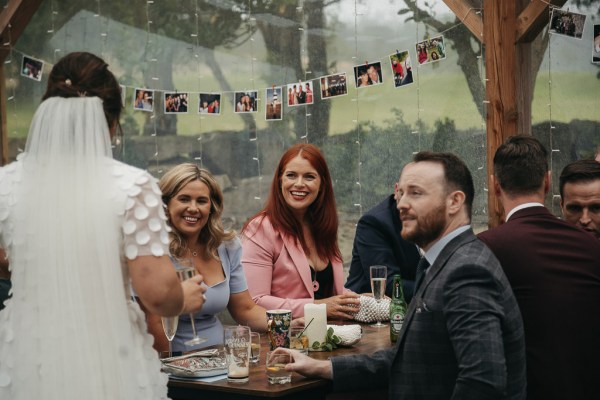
[331,229,526,400]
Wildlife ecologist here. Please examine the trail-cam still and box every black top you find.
[310,262,333,300]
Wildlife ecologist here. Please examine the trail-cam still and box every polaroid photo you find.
[164,92,189,114]
[389,51,414,88]
[119,85,126,107]
[286,81,314,106]
[550,8,586,39]
[133,88,154,112]
[234,91,258,113]
[416,35,446,66]
[265,87,283,121]
[593,24,600,64]
[199,93,221,115]
[320,72,348,100]
[21,55,44,82]
[353,61,383,89]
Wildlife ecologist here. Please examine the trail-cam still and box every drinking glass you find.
[161,316,178,358]
[370,265,387,328]
[174,258,207,347]
[224,325,251,383]
[266,351,292,384]
[250,332,261,364]
[289,327,309,355]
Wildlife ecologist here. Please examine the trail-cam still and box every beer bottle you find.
[389,274,407,343]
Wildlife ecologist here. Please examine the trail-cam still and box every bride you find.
[0,52,206,399]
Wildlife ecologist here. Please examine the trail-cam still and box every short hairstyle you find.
[559,159,600,198]
[244,143,341,262]
[413,151,475,218]
[159,163,235,260]
[43,52,122,132]
[493,136,548,196]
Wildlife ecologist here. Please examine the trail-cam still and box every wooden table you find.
[167,323,392,400]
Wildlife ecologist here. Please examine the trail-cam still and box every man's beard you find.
[401,202,446,249]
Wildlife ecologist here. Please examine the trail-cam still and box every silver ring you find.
[202,294,207,301]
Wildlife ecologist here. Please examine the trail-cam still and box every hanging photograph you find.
[287,81,314,106]
[21,55,44,81]
[234,91,258,113]
[416,35,446,65]
[133,88,154,112]
[164,92,188,114]
[389,50,414,88]
[265,86,282,121]
[199,93,221,115]
[550,9,586,39]
[320,72,348,99]
[593,24,600,64]
[119,85,126,106]
[353,61,383,88]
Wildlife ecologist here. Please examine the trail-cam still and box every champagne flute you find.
[161,316,178,358]
[175,258,207,347]
[370,265,387,328]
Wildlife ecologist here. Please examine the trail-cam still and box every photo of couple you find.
[234,91,258,113]
[353,62,383,88]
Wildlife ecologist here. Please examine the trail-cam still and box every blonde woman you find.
[142,164,267,352]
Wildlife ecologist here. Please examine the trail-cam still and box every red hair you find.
[244,143,341,262]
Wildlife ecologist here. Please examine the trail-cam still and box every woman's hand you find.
[315,293,360,320]
[180,274,207,314]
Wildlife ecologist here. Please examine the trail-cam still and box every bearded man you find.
[277,152,526,400]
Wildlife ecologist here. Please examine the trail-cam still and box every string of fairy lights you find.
[194,0,204,171]
[6,0,590,218]
[352,0,363,218]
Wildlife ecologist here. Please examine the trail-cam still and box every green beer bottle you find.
[390,274,407,343]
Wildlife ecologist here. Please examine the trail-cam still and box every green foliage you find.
[310,327,341,352]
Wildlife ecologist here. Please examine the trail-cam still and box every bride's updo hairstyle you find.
[42,52,123,133]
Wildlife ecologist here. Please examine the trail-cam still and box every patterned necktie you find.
[414,257,430,291]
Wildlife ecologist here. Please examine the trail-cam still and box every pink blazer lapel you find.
[280,234,314,297]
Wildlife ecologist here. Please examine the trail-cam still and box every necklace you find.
[188,247,199,257]
[311,267,319,292]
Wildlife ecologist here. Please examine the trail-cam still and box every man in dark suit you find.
[345,194,420,302]
[559,159,600,239]
[479,136,600,400]
[281,152,526,399]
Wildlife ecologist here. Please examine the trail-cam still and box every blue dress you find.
[171,238,248,352]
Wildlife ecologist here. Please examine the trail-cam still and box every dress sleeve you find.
[121,170,170,260]
[224,237,248,294]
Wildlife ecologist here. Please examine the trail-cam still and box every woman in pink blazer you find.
[242,143,359,319]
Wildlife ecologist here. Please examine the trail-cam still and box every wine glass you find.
[370,265,387,328]
[175,258,207,347]
[161,316,178,358]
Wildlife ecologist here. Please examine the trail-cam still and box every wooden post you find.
[484,0,519,226]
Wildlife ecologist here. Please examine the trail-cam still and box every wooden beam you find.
[443,0,483,41]
[516,0,568,43]
[0,0,45,62]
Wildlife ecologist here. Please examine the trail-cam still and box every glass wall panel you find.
[6,0,599,263]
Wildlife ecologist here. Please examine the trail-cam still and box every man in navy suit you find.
[281,152,526,399]
[479,136,600,400]
[345,193,420,302]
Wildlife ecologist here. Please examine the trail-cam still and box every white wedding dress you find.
[0,97,172,399]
